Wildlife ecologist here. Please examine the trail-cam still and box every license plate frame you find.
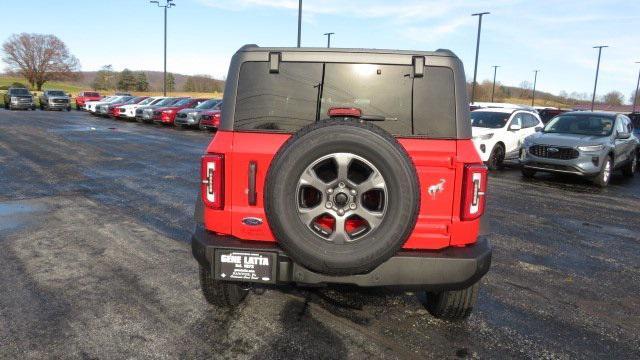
[214,249,277,284]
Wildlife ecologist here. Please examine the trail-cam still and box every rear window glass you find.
[84,92,99,97]
[234,61,456,137]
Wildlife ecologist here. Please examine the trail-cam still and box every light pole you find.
[633,61,640,113]
[532,70,539,106]
[297,0,302,47]
[491,65,500,102]
[591,45,608,111]
[150,0,175,96]
[324,32,334,48]
[470,12,490,104]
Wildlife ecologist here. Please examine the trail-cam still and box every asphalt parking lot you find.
[1,109,639,359]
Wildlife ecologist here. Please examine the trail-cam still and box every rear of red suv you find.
[192,45,491,320]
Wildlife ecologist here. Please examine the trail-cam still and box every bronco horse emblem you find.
[428,179,446,199]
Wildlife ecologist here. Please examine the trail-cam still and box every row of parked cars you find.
[79,92,222,130]
[470,103,640,187]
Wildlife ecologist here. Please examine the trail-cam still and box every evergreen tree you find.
[135,71,149,92]
[116,68,136,91]
[166,72,175,92]
[92,65,114,90]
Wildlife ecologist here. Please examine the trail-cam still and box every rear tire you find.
[622,152,636,177]
[593,156,612,187]
[199,266,248,308]
[487,144,505,170]
[421,282,479,321]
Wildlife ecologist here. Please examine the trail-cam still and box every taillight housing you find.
[201,154,224,209]
[212,112,221,127]
[461,163,488,221]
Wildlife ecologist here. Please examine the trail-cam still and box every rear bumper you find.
[191,225,492,291]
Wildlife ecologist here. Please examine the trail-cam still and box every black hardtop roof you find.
[237,44,458,58]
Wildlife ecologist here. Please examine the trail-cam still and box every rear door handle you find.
[248,161,257,206]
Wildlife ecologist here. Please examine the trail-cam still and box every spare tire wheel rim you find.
[295,152,388,244]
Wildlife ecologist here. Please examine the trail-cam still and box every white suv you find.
[471,108,543,169]
[119,96,165,119]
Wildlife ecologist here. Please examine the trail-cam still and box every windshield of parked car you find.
[84,92,99,97]
[10,88,30,96]
[470,111,510,128]
[544,114,614,136]
[137,97,155,105]
[125,97,145,104]
[196,99,220,110]
[47,91,66,96]
[173,98,192,107]
[154,98,176,106]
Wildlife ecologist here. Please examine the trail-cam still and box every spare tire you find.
[265,118,420,276]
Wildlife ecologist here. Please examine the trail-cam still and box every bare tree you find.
[2,33,80,90]
[603,91,624,106]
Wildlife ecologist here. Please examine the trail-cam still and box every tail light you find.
[461,164,487,221]
[201,154,224,209]
[212,112,221,127]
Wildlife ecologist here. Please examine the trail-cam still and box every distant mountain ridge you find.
[74,70,223,92]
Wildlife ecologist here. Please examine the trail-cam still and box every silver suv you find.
[521,111,638,187]
[39,90,71,111]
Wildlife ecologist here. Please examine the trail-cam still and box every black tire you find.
[622,152,636,177]
[199,266,248,307]
[40,104,44,111]
[593,156,612,187]
[486,144,505,170]
[198,123,206,131]
[421,283,479,320]
[521,167,536,178]
[66,106,71,111]
[264,118,420,276]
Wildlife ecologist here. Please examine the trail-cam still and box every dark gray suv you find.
[520,111,638,187]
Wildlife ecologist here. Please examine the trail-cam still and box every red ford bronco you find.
[192,45,491,320]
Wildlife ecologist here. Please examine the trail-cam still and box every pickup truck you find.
[75,91,102,110]
[3,87,36,110]
[40,90,71,111]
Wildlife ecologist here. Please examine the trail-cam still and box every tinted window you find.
[471,111,510,128]
[84,92,99,97]
[413,67,456,137]
[510,113,524,128]
[234,61,456,137]
[47,91,66,96]
[320,64,413,135]
[544,115,614,136]
[235,62,322,132]
[10,88,30,96]
[615,118,626,134]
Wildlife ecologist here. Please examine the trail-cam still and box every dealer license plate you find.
[214,249,276,284]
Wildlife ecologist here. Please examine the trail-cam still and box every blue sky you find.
[3,0,639,101]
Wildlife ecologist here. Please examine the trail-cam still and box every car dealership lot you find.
[0,110,639,359]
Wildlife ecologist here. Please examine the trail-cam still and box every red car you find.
[192,46,491,320]
[197,106,221,131]
[75,91,101,110]
[109,96,149,118]
[152,98,208,125]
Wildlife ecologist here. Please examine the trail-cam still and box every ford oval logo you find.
[242,217,263,226]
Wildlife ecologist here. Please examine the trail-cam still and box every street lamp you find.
[532,70,539,106]
[633,61,640,113]
[470,12,490,104]
[491,65,500,102]
[591,45,608,111]
[297,0,302,47]
[149,0,176,96]
[324,32,335,48]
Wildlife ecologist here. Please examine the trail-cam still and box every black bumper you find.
[191,226,492,291]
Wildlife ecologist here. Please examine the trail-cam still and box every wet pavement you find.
[0,109,639,359]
